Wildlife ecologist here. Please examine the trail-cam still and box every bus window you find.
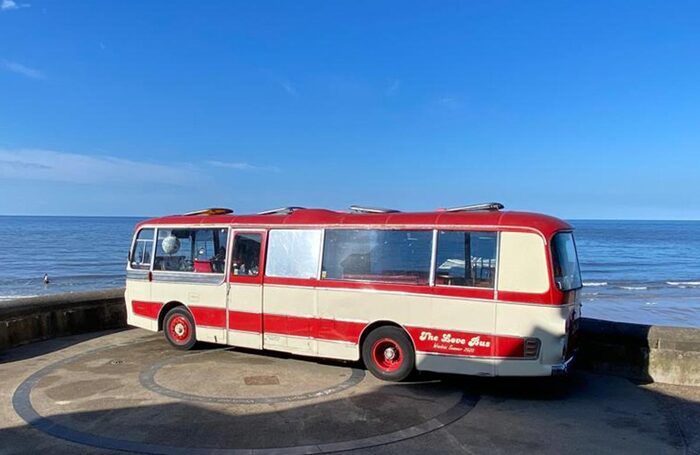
[130,228,154,270]
[266,229,322,278]
[232,233,261,276]
[154,228,227,273]
[551,232,582,291]
[321,229,432,285]
[435,231,497,288]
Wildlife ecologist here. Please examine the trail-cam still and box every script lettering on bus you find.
[418,331,492,354]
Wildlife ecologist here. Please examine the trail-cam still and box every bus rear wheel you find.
[163,307,197,350]
[362,326,415,381]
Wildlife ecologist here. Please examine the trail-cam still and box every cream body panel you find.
[150,278,227,344]
[227,330,261,349]
[495,301,574,372]
[497,232,550,294]
[416,353,494,376]
[317,287,495,333]
[227,283,263,348]
[263,285,317,354]
[125,279,153,330]
[317,339,358,361]
[127,313,157,331]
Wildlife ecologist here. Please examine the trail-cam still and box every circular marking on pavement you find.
[12,342,479,454]
[139,348,366,404]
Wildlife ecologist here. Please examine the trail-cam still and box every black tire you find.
[362,326,415,382]
[163,307,197,350]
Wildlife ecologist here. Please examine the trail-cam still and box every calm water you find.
[0,216,698,328]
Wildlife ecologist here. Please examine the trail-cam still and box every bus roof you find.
[136,208,573,238]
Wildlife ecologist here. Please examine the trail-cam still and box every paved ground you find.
[0,329,698,454]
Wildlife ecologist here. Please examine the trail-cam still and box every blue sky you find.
[1,1,699,219]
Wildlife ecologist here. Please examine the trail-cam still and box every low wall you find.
[0,289,126,352]
[577,317,700,386]
[1,291,698,386]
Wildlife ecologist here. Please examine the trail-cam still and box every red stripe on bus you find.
[131,300,163,319]
[262,313,367,343]
[228,310,262,333]
[406,326,526,358]
[189,306,227,328]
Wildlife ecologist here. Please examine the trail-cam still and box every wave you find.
[619,286,648,290]
[583,282,608,287]
[666,281,700,286]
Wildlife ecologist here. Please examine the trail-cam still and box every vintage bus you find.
[125,203,582,381]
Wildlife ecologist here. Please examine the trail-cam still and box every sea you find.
[0,216,698,328]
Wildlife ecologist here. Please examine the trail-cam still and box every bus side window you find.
[130,228,154,270]
[435,231,497,288]
[153,228,227,273]
[231,233,261,276]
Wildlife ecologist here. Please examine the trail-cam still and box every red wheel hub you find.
[371,338,403,372]
[168,315,191,344]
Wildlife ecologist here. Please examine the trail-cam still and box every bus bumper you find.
[551,352,576,376]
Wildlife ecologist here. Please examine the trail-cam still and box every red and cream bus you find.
[125,203,581,381]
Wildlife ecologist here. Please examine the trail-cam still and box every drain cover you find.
[244,375,280,385]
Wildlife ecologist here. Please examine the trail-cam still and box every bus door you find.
[226,230,266,349]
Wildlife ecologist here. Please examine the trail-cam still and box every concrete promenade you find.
[1,328,698,454]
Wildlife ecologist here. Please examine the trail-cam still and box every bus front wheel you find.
[362,326,415,381]
[163,307,197,350]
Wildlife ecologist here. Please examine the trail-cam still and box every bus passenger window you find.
[435,231,497,288]
[154,228,227,273]
[321,229,432,285]
[130,228,154,269]
[232,233,261,276]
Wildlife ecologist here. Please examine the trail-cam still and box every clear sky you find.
[1,1,699,219]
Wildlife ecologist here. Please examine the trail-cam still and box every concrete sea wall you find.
[1,289,698,386]
[0,289,126,351]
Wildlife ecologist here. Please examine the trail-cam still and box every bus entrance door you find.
[226,230,266,349]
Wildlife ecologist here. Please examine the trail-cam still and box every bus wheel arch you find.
[157,301,186,331]
[159,302,197,350]
[360,321,415,382]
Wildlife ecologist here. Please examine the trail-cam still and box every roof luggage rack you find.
[439,202,504,212]
[257,206,305,215]
[349,205,401,214]
[183,208,234,216]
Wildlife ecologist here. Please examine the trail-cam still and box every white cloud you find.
[1,0,30,11]
[0,149,200,185]
[279,79,298,97]
[386,78,401,96]
[0,150,280,187]
[206,160,280,173]
[436,96,461,109]
[1,60,44,79]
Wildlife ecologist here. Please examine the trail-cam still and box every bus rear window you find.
[551,232,582,291]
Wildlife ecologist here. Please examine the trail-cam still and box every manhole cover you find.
[244,375,280,385]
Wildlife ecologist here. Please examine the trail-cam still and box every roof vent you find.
[349,205,401,214]
[439,202,504,213]
[257,206,305,215]
[183,208,233,216]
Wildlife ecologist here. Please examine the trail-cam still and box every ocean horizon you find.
[1,215,698,328]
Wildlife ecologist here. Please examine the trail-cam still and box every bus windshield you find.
[551,232,582,291]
